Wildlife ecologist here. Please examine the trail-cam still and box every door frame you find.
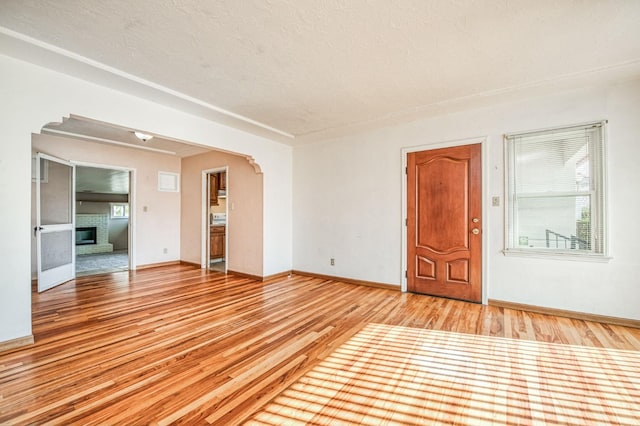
[201,166,229,270]
[72,161,136,271]
[401,137,489,304]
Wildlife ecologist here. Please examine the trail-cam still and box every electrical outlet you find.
[492,196,500,207]
[330,258,335,266]
[163,248,168,254]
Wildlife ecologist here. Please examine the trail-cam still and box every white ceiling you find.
[2,0,640,144]
[42,116,212,158]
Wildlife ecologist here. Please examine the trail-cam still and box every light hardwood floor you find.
[1,265,639,424]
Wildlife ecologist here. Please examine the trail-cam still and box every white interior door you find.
[36,153,76,292]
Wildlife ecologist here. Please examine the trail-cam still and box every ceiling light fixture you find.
[134,131,153,142]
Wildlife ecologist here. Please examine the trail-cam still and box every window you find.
[505,121,607,259]
[110,203,129,219]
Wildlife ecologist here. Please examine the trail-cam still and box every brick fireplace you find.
[76,214,113,255]
[76,226,97,245]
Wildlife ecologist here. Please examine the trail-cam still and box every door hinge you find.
[405,166,407,175]
[405,218,407,226]
[405,270,408,278]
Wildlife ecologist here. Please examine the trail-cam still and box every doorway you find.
[406,143,482,303]
[206,168,228,273]
[75,165,132,276]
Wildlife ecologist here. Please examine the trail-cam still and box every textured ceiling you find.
[2,0,640,143]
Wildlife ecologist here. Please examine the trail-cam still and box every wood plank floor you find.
[1,265,639,425]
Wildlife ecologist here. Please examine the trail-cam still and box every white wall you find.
[0,53,293,344]
[262,141,294,276]
[293,80,640,321]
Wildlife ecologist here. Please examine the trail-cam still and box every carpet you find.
[76,250,128,275]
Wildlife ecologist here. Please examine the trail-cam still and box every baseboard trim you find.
[489,299,640,329]
[205,268,293,282]
[292,270,400,291]
[0,335,35,353]
[227,269,263,281]
[179,260,201,268]
[136,260,181,270]
[263,270,293,281]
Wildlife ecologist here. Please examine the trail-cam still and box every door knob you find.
[472,228,480,235]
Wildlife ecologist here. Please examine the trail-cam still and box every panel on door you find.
[407,144,482,302]
[36,153,76,292]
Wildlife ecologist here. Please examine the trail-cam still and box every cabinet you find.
[219,171,226,191]
[209,171,226,206]
[209,174,218,206]
[210,225,225,259]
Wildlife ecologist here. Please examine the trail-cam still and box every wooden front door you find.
[407,143,482,302]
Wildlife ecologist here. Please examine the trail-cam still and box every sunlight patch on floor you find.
[245,323,640,425]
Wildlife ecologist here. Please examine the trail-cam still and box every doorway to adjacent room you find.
[75,165,133,276]
[206,167,228,273]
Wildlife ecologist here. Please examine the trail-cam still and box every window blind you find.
[505,122,606,255]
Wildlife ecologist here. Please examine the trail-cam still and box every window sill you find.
[502,249,612,263]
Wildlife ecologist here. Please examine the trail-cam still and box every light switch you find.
[143,205,148,212]
[491,196,500,207]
